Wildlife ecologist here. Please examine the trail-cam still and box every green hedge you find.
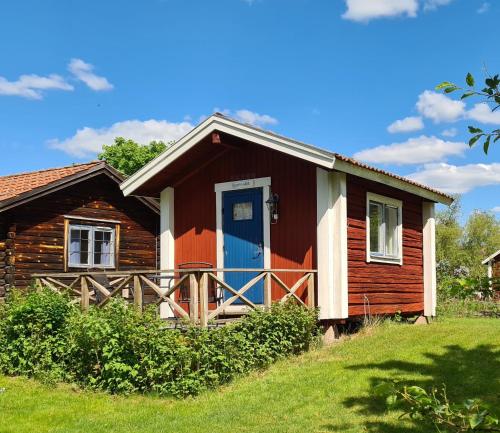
[0,289,318,397]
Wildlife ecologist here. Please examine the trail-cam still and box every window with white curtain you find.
[68,224,115,268]
[366,193,403,264]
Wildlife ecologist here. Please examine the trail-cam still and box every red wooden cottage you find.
[0,161,159,298]
[120,113,453,321]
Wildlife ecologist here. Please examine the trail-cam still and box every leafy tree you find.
[435,198,500,286]
[437,72,500,153]
[98,137,170,176]
[436,196,466,282]
[462,211,500,279]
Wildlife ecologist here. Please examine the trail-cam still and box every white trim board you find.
[316,169,348,320]
[120,114,452,205]
[160,187,175,318]
[423,202,437,317]
[215,177,271,312]
[482,250,500,265]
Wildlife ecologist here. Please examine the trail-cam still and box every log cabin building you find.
[0,161,159,298]
[483,250,500,296]
[120,113,454,320]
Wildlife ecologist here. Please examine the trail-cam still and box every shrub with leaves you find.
[0,289,76,381]
[0,290,318,397]
[374,381,500,432]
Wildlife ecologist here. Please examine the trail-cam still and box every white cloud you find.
[48,119,193,157]
[467,103,500,125]
[342,0,418,22]
[215,108,278,127]
[408,162,500,194]
[491,206,500,213]
[441,128,458,137]
[68,58,113,91]
[423,0,453,11]
[341,0,455,22]
[387,116,424,133]
[416,90,465,123]
[353,135,467,165]
[477,2,490,13]
[0,74,73,99]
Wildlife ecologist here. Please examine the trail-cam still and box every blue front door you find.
[222,188,264,304]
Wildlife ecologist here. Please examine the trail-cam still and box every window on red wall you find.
[366,192,403,265]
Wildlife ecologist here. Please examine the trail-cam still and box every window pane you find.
[94,229,113,267]
[369,202,382,254]
[385,206,398,256]
[233,202,253,221]
[69,228,90,265]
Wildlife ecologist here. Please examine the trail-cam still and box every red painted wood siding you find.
[346,175,424,316]
[174,140,317,302]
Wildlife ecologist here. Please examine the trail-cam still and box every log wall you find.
[346,174,425,316]
[1,174,159,291]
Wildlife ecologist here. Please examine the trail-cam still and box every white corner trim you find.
[316,169,348,320]
[422,202,436,317]
[215,177,271,281]
[160,187,175,318]
[160,187,175,272]
[317,168,334,320]
[366,192,403,266]
[332,171,349,319]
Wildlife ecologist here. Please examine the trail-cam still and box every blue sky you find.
[0,0,498,219]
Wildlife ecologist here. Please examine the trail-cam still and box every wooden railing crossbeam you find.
[31,268,316,327]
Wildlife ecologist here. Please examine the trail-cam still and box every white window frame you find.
[68,224,116,269]
[366,192,403,265]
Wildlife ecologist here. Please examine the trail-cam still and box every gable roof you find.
[482,250,500,265]
[0,162,101,202]
[121,113,454,205]
[0,161,159,213]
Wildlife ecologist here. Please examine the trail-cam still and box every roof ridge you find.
[211,113,453,202]
[0,160,102,180]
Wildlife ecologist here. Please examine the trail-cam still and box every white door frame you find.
[214,177,272,287]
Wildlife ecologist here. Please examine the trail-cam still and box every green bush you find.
[374,381,499,432]
[437,276,499,318]
[0,289,318,397]
[0,289,76,381]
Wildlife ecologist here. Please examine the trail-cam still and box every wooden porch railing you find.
[31,268,316,327]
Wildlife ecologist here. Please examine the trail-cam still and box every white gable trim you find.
[120,114,452,205]
[121,115,335,197]
[333,159,452,205]
[482,250,500,265]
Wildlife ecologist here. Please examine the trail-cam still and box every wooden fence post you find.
[264,272,272,310]
[34,278,42,292]
[199,272,209,328]
[307,273,315,309]
[80,276,89,312]
[134,275,143,313]
[189,273,199,324]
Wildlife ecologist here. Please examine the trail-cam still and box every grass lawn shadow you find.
[341,343,500,433]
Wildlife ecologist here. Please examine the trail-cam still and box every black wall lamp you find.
[266,193,280,224]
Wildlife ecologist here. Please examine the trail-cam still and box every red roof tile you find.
[0,161,102,202]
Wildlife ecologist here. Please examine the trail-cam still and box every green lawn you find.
[0,318,498,433]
